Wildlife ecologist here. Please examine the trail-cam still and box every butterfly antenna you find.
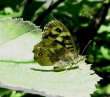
[81,40,92,55]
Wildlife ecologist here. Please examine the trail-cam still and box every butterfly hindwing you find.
[33,39,73,66]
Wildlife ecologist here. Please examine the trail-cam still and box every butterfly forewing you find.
[42,20,78,58]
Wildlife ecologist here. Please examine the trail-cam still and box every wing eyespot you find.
[55,28,62,32]
[38,53,42,56]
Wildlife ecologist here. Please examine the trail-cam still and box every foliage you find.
[0,17,100,97]
[0,0,110,97]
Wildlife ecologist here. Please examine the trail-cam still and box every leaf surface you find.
[0,18,101,97]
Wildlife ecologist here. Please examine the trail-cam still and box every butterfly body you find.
[33,20,84,70]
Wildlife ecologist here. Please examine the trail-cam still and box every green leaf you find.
[101,46,110,60]
[0,17,101,97]
[0,17,41,62]
[98,23,110,34]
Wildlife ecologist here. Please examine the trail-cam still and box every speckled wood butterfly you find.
[33,20,85,70]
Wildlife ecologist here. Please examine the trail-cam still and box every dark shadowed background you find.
[0,0,110,97]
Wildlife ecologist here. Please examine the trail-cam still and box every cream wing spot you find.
[56,37,63,42]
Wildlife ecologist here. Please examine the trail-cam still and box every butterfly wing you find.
[42,20,78,58]
[33,39,73,66]
[33,20,81,69]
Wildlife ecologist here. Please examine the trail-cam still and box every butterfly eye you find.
[55,28,62,32]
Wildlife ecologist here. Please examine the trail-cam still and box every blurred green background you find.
[0,0,110,97]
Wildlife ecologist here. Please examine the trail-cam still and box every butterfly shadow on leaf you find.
[30,65,79,72]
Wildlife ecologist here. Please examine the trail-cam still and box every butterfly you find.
[33,20,85,70]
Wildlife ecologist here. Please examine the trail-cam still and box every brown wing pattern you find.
[33,20,80,69]
[42,20,78,58]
